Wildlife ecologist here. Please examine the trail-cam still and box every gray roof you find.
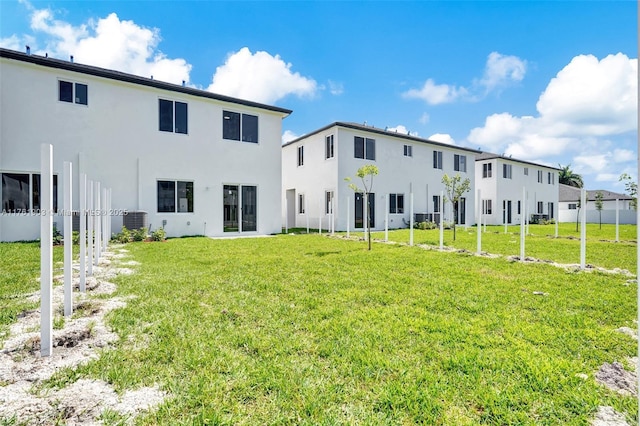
[559,184,631,202]
[476,152,561,171]
[0,48,292,116]
[283,121,482,153]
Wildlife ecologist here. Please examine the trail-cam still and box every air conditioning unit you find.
[123,211,148,230]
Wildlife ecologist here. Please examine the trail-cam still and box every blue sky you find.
[1,0,637,191]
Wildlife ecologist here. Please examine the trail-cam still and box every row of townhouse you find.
[282,124,559,231]
[0,47,291,241]
[0,47,560,241]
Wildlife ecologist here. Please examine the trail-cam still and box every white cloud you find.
[419,112,430,124]
[477,52,527,92]
[403,51,526,104]
[282,130,300,144]
[387,125,418,136]
[328,80,344,96]
[536,53,637,136]
[6,6,192,85]
[0,35,22,51]
[402,78,467,105]
[428,133,455,145]
[207,47,317,104]
[467,53,638,187]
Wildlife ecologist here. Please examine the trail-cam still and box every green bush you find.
[151,228,166,242]
[52,224,63,245]
[112,226,131,244]
[72,231,80,245]
[132,227,148,242]
[414,221,437,230]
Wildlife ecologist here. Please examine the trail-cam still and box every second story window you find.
[297,146,304,166]
[548,172,555,185]
[325,135,334,159]
[354,136,375,160]
[454,154,466,172]
[537,170,543,183]
[483,163,492,178]
[433,151,443,169]
[223,111,259,143]
[59,80,88,105]
[159,99,188,134]
[404,145,412,157]
[503,164,512,179]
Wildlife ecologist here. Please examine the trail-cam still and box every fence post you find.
[580,188,586,270]
[477,189,482,254]
[520,187,525,262]
[79,173,86,292]
[87,180,93,276]
[439,191,444,249]
[63,161,73,317]
[40,144,53,357]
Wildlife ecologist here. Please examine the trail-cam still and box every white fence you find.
[558,209,636,225]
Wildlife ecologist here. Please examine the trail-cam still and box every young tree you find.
[345,164,379,250]
[441,173,471,241]
[619,173,637,210]
[594,191,603,229]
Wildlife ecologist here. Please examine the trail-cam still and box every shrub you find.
[52,224,63,245]
[151,228,166,242]
[72,231,80,245]
[132,227,148,242]
[414,221,437,230]
[112,226,131,244]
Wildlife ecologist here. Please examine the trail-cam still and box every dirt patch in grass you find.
[0,246,166,424]
[595,358,637,397]
[591,406,631,426]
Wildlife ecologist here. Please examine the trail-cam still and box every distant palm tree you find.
[558,164,584,188]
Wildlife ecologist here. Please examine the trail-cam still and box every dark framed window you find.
[159,99,188,134]
[298,193,305,214]
[325,135,334,159]
[568,203,577,210]
[548,172,555,185]
[2,172,57,213]
[537,170,543,183]
[482,199,492,215]
[454,154,466,172]
[503,164,512,179]
[325,191,334,214]
[404,145,412,157]
[433,195,440,213]
[537,201,544,214]
[59,80,88,105]
[483,163,492,178]
[389,194,404,214]
[433,151,443,169]
[157,180,193,213]
[354,136,375,160]
[524,167,529,176]
[223,111,258,143]
[297,146,304,166]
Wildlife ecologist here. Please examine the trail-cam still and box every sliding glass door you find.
[223,184,257,232]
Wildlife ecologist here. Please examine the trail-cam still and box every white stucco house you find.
[474,153,559,226]
[0,47,292,241]
[282,122,481,231]
[558,184,636,224]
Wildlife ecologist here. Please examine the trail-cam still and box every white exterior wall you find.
[558,199,636,224]
[475,157,559,225]
[1,54,286,241]
[283,124,477,231]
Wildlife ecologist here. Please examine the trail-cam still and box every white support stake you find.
[554,214,558,238]
[615,198,619,243]
[331,194,335,235]
[40,144,53,357]
[580,188,586,270]
[284,197,288,234]
[477,189,482,255]
[87,180,93,276]
[102,187,108,252]
[63,162,73,317]
[439,191,444,249]
[384,195,389,242]
[520,187,526,262]
[346,199,350,238]
[79,173,86,292]
[409,190,414,246]
[95,181,101,264]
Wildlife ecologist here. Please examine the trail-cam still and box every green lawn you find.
[1,233,638,425]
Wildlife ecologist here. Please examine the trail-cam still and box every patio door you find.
[503,200,512,224]
[355,192,375,229]
[223,184,257,232]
